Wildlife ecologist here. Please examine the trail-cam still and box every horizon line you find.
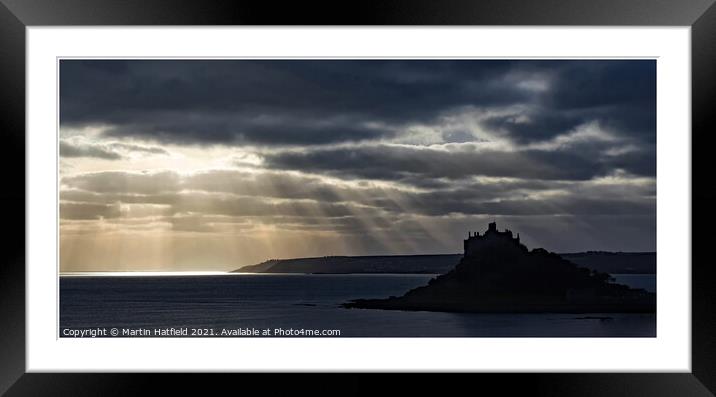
[60,250,657,275]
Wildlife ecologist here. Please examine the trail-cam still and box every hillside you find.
[560,252,655,274]
[232,252,655,274]
[233,254,462,274]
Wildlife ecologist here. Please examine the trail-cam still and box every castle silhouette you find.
[344,222,656,313]
[465,221,523,257]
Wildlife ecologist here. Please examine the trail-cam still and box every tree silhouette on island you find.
[343,222,655,313]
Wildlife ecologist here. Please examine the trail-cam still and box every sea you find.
[60,273,656,337]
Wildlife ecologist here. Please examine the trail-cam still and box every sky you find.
[59,60,656,272]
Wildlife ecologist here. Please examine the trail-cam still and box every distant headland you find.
[232,251,655,275]
[342,222,655,313]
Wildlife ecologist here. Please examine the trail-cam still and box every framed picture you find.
[2,0,714,395]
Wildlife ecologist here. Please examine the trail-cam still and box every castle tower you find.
[464,222,529,258]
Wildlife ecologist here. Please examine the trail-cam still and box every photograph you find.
[58,59,657,338]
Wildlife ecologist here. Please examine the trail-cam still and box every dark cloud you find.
[547,61,656,111]
[482,109,584,143]
[61,60,516,145]
[602,145,656,177]
[60,140,123,160]
[484,61,656,143]
[60,59,654,148]
[262,144,654,182]
[104,114,393,145]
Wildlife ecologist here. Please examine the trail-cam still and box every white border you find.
[27,27,691,372]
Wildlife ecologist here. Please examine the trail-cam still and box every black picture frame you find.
[1,0,714,395]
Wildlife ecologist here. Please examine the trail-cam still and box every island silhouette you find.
[342,222,655,313]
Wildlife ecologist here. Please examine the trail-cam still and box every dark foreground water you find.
[60,273,656,337]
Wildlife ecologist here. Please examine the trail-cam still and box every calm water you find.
[60,273,656,337]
